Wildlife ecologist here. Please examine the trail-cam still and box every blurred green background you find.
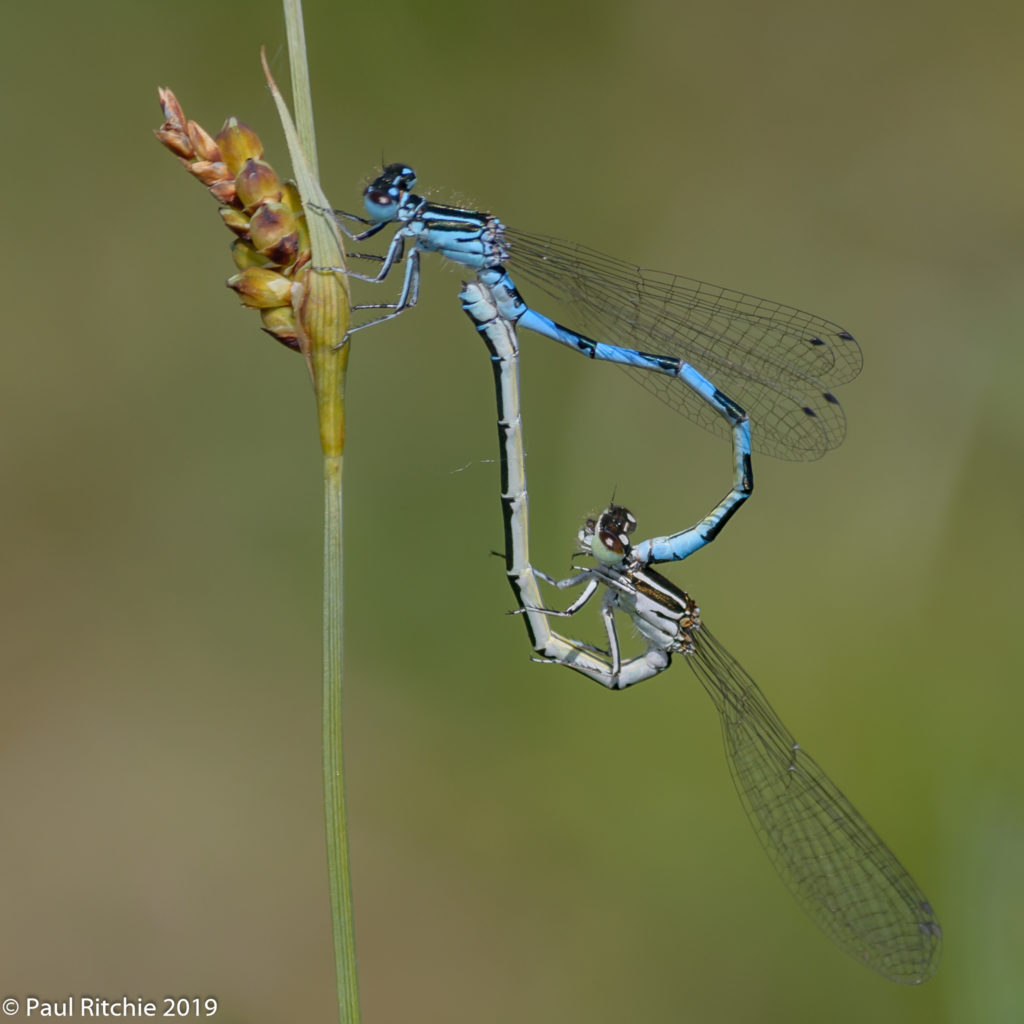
[3,0,1022,1020]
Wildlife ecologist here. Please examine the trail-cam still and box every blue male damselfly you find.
[328,164,860,461]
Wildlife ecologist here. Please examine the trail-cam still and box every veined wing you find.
[686,625,941,982]
[507,228,861,461]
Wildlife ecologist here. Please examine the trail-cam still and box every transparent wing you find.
[507,228,862,461]
[686,625,941,982]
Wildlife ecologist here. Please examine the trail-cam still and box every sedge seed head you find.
[155,88,325,352]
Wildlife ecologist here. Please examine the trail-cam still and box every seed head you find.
[154,88,317,350]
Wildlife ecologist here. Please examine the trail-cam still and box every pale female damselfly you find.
[523,500,942,984]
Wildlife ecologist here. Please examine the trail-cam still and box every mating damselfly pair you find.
[323,166,941,983]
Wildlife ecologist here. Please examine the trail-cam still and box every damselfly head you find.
[601,504,637,537]
[363,163,418,223]
[587,503,637,564]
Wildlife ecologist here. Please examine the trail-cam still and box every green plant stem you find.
[283,0,318,179]
[271,3,359,1020]
[322,451,359,1023]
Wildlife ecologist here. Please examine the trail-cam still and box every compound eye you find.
[596,504,637,541]
[607,505,637,534]
[364,188,399,222]
[592,526,629,564]
[600,530,625,555]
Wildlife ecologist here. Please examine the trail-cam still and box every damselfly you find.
[328,164,861,461]
[525,501,942,984]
